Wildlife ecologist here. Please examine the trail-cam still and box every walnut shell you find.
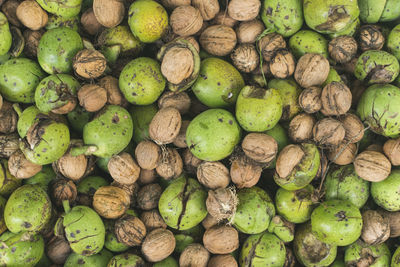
[288,113,315,143]
[99,76,126,106]
[158,91,191,115]
[115,215,147,246]
[202,213,219,229]
[192,0,220,21]
[55,150,89,181]
[173,120,189,148]
[183,148,203,174]
[328,35,357,63]
[312,118,345,147]
[228,0,260,21]
[320,82,352,116]
[230,156,262,188]
[16,0,47,30]
[206,187,237,221]
[108,152,141,185]
[203,225,239,254]
[179,243,210,267]
[138,169,157,185]
[339,113,364,143]
[111,181,138,206]
[230,43,259,73]
[93,0,124,28]
[0,101,17,134]
[384,138,400,166]
[327,143,357,165]
[276,144,304,178]
[258,33,286,61]
[0,133,19,158]
[93,186,130,219]
[136,183,162,211]
[361,210,390,245]
[299,86,322,113]
[170,5,203,36]
[81,8,103,35]
[161,0,190,9]
[161,47,194,85]
[354,151,391,182]
[149,107,182,145]
[46,237,71,265]
[77,84,107,112]
[135,140,161,170]
[73,49,107,79]
[236,19,264,44]
[141,228,175,262]
[156,147,183,180]
[2,0,21,27]
[359,25,385,51]
[379,210,400,238]
[8,150,42,179]
[51,178,77,206]
[197,161,230,189]
[200,25,237,56]
[211,11,238,27]
[140,209,167,231]
[242,133,277,164]
[208,255,238,267]
[365,144,384,153]
[23,29,43,58]
[294,53,330,88]
[269,49,295,79]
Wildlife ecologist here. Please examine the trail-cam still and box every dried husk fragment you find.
[354,151,391,182]
[2,0,20,26]
[108,152,141,185]
[156,147,183,180]
[0,133,19,158]
[0,101,17,134]
[141,228,175,262]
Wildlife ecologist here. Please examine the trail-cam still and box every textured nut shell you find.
[170,5,203,36]
[328,36,357,63]
[294,53,330,88]
[0,133,19,158]
[138,169,157,185]
[276,144,304,178]
[312,118,345,147]
[8,150,42,179]
[93,186,130,219]
[288,113,315,143]
[359,25,385,51]
[270,49,295,79]
[161,0,191,9]
[354,151,391,182]
[242,133,278,163]
[161,47,194,84]
[327,143,357,165]
[230,43,259,73]
[179,243,210,267]
[78,84,107,112]
[183,148,203,174]
[340,113,364,143]
[203,225,239,254]
[211,11,238,27]
[149,107,182,145]
[115,215,147,246]
[366,144,384,153]
[197,161,230,189]
[236,20,264,44]
[46,237,71,265]
[108,152,141,185]
[135,141,161,170]
[192,0,219,21]
[137,183,162,211]
[200,25,237,56]
[142,228,175,262]
[258,33,286,61]
[320,82,352,116]
[52,178,78,206]
[81,8,103,35]
[208,254,238,267]
[228,0,260,21]
[384,138,400,166]
[379,210,400,238]
[73,49,107,79]
[230,156,262,188]
[0,101,17,134]
[2,0,21,27]
[140,209,167,231]
[23,29,43,58]
[56,151,88,181]
[299,86,322,114]
[206,187,237,221]
[202,213,219,229]
[158,91,191,115]
[93,0,124,28]
[361,210,390,245]
[16,1,47,30]
[99,76,125,106]
[156,147,183,179]
[173,120,189,148]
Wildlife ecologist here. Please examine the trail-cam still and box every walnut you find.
[51,178,77,206]
[141,228,175,262]
[183,148,203,174]
[206,187,237,221]
[81,8,103,35]
[2,0,21,27]
[138,169,157,185]
[135,140,161,170]
[327,143,357,165]
[8,150,42,179]
[361,210,390,245]
[46,237,71,265]
[192,0,220,21]
[108,152,141,185]
[93,186,130,219]
[202,213,219,229]
[73,49,107,79]
[236,19,264,44]
[161,47,194,84]
[339,113,364,143]
[228,0,261,21]
[140,209,167,231]
[170,5,203,36]
[384,138,400,166]
[149,107,182,145]
[111,181,138,206]
[16,0,47,30]
[294,53,330,88]
[136,183,162,211]
[182,36,200,52]
[99,76,126,106]
[313,118,345,147]
[354,151,391,182]
[230,156,262,188]
[269,49,295,79]
[54,148,91,181]
[158,91,191,115]
[230,43,259,73]
[242,133,277,164]
[258,33,286,61]
[156,147,183,180]
[0,101,17,134]
[23,29,43,58]
[179,243,210,267]
[359,25,385,51]
[173,120,189,148]
[208,255,238,267]
[203,225,239,254]
[320,82,352,116]
[93,0,124,28]
[328,36,357,63]
[115,215,147,246]
[161,0,191,10]
[379,210,400,237]
[211,11,238,27]
[288,113,315,143]
[0,133,19,158]
[365,144,384,153]
[200,25,237,56]
[197,161,230,189]
[77,84,107,112]
[276,144,304,179]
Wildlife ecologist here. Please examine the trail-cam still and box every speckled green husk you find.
[0,58,46,103]
[289,30,328,58]
[192,58,244,108]
[154,256,178,267]
[119,57,166,105]
[357,84,400,138]
[64,249,113,267]
[371,169,400,211]
[344,241,390,267]
[158,176,207,230]
[46,15,79,31]
[324,165,369,208]
[186,109,241,161]
[354,50,399,84]
[67,106,92,134]
[23,165,56,190]
[303,0,359,34]
[128,0,168,43]
[36,0,81,18]
[0,196,6,235]
[0,12,12,56]
[293,222,337,267]
[261,0,303,37]
[38,27,84,74]
[4,184,52,233]
[130,104,158,143]
[77,176,109,198]
[107,253,145,267]
[311,199,362,246]
[392,246,400,266]
[359,0,400,23]
[265,123,289,169]
[173,224,203,253]
[322,68,342,87]
[267,216,294,242]
[104,231,129,253]
[387,24,400,61]
[274,143,320,191]
[0,159,21,197]
[0,231,44,267]
[233,187,275,234]
[240,232,286,267]
[268,78,301,121]
[17,106,42,138]
[236,86,283,132]
[275,185,316,223]
[330,259,345,267]
[328,17,360,38]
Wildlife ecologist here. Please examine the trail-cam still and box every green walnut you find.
[108,253,145,267]
[274,143,320,191]
[233,187,275,234]
[67,106,92,134]
[174,224,203,253]
[371,169,400,211]
[267,215,294,243]
[46,15,79,31]
[186,109,241,161]
[392,246,400,267]
[154,256,178,267]
[236,86,283,132]
[324,165,370,208]
[387,24,400,61]
[354,50,399,84]
[240,232,286,267]
[275,185,316,223]
[130,104,157,143]
[261,0,303,37]
[268,78,301,121]
[311,199,362,246]
[344,241,390,267]
[322,68,342,87]
[158,176,207,230]
[303,0,359,34]
[119,57,166,105]
[0,12,12,56]
[0,196,6,235]
[23,165,56,191]
[36,0,81,18]
[0,159,21,197]
[38,27,84,74]
[64,249,113,267]
[128,0,168,43]
[359,0,400,23]
[77,176,109,206]
[192,57,245,108]
[289,30,328,58]
[293,222,337,267]
[104,231,129,253]
[328,17,360,39]
[0,231,44,267]
[265,123,290,169]
[4,184,52,233]
[357,84,400,138]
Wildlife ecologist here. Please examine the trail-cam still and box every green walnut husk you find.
[268,78,301,121]
[261,0,303,37]
[236,86,283,132]
[357,84,400,138]
[64,249,113,267]
[104,231,129,253]
[0,12,12,56]
[294,222,337,267]
[233,187,275,234]
[4,184,52,234]
[328,17,360,39]
[267,216,294,243]
[174,224,204,253]
[77,176,109,206]
[16,106,42,138]
[46,15,79,31]
[275,185,316,224]
[0,196,6,235]
[311,199,362,246]
[387,24,400,61]
[36,0,81,18]
[0,159,21,197]
[38,27,84,74]
[392,246,400,267]
[0,231,44,267]
[154,256,178,267]
[303,0,359,34]
[186,108,241,161]
[240,232,286,267]
[67,106,93,134]
[192,57,244,108]
[322,68,342,87]
[344,240,390,267]
[8,26,25,58]
[23,165,56,191]
[108,253,145,267]
[324,165,370,208]
[288,30,328,58]
[359,0,400,23]
[158,176,207,230]
[129,104,158,144]
[265,123,290,169]
[371,169,400,211]
[274,143,320,191]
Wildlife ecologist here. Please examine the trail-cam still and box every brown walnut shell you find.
[73,49,107,79]
[138,169,157,185]
[328,35,357,63]
[298,86,322,114]
[16,0,48,30]
[202,213,219,229]
[77,84,107,112]
[230,43,259,73]
[276,144,304,179]
[149,107,182,145]
[115,215,147,246]
[242,133,278,164]
[0,133,19,158]
[170,5,203,36]
[173,120,189,148]
[81,8,103,35]
[327,143,357,165]
[294,53,330,88]
[161,0,191,9]
[108,152,141,185]
[354,151,391,182]
[361,210,390,245]
[269,49,295,79]
[200,25,237,56]
[339,113,365,143]
[136,183,162,211]
[55,148,90,181]
[93,186,130,219]
[161,47,194,85]
[384,138,400,166]
[46,237,71,265]
[179,243,210,267]
[140,209,167,231]
[111,181,138,206]
[228,0,260,21]
[141,228,175,262]
[156,147,183,180]
[203,225,239,254]
[379,210,400,238]
[236,19,264,44]
[23,29,43,58]
[320,82,352,116]
[365,144,384,153]
[0,101,17,134]
[51,178,77,206]
[99,76,126,106]
[359,25,385,51]
[192,0,220,21]
[197,161,230,189]
[93,0,124,28]
[183,148,203,174]
[2,0,21,27]
[206,187,237,221]
[258,33,286,61]
[135,140,161,170]
[211,11,238,27]
[208,254,238,267]
[8,150,42,179]
[158,91,191,115]
[288,113,315,143]
[312,118,345,147]
[230,156,262,188]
